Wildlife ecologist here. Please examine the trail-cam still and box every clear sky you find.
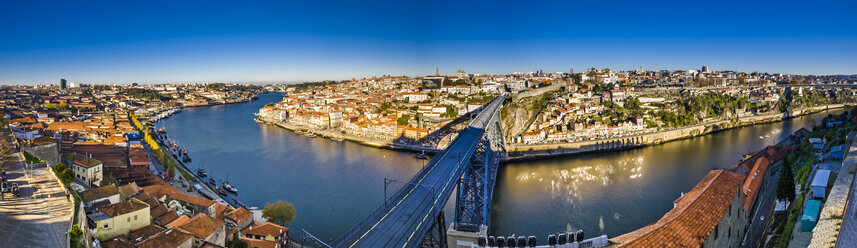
[1,0,855,85]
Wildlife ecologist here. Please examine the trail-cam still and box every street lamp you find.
[384,178,397,207]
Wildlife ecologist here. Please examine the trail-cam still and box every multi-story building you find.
[87,198,151,241]
[63,153,103,187]
[609,169,748,247]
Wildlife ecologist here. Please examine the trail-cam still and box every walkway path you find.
[0,152,73,248]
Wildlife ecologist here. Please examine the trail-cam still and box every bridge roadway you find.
[333,95,505,248]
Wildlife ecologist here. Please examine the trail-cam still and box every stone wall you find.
[512,83,565,101]
[808,132,856,247]
[703,190,750,248]
[21,143,59,166]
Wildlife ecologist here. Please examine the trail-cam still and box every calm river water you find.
[158,92,840,242]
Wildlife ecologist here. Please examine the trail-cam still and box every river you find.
[157,92,841,242]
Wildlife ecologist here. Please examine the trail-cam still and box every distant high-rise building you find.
[60,78,67,89]
[702,65,710,73]
[436,67,440,76]
[457,69,466,78]
[569,68,574,74]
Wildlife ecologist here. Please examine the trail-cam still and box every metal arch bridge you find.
[333,94,507,248]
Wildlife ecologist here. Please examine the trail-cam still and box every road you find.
[334,95,504,247]
[0,151,73,248]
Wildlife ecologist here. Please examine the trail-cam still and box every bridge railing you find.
[332,149,449,245]
[331,94,506,246]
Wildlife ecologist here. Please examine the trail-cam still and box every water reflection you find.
[492,109,841,238]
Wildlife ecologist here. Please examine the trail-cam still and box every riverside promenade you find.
[505,104,847,161]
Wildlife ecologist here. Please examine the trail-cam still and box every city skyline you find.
[2,0,856,84]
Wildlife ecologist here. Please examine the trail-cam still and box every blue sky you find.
[1,0,855,84]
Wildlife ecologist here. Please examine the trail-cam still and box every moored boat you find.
[216,187,227,196]
[223,182,238,193]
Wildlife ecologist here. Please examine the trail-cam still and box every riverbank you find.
[258,104,850,163]
[504,104,849,162]
[257,118,443,154]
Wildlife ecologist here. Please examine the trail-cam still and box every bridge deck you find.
[333,95,504,248]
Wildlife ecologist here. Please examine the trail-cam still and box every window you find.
[714,225,719,239]
[134,215,137,221]
[728,227,732,238]
[127,217,130,222]
[103,223,108,228]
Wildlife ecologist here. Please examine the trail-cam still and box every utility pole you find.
[384,178,397,207]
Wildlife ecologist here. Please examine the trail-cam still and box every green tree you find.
[262,200,297,226]
[226,232,248,248]
[397,115,410,126]
[777,162,796,201]
[69,224,83,248]
[167,160,176,179]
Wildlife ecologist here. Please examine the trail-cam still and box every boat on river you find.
[223,182,238,193]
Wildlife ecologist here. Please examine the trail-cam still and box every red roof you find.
[742,156,770,211]
[611,170,745,247]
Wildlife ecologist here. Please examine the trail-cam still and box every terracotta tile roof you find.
[29,136,58,146]
[200,242,226,248]
[135,229,193,248]
[65,145,128,168]
[213,202,233,220]
[142,182,184,200]
[80,184,119,203]
[64,153,102,168]
[150,204,169,220]
[242,222,289,238]
[129,147,150,166]
[99,198,150,218]
[166,215,191,228]
[130,224,165,241]
[100,237,134,248]
[168,191,214,208]
[131,192,160,209]
[142,182,213,209]
[742,156,770,211]
[225,207,252,223]
[156,211,180,225]
[239,237,277,248]
[118,182,141,198]
[176,213,225,239]
[46,122,89,131]
[762,146,790,162]
[611,170,745,247]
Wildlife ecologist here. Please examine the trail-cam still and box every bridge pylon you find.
[448,99,504,247]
